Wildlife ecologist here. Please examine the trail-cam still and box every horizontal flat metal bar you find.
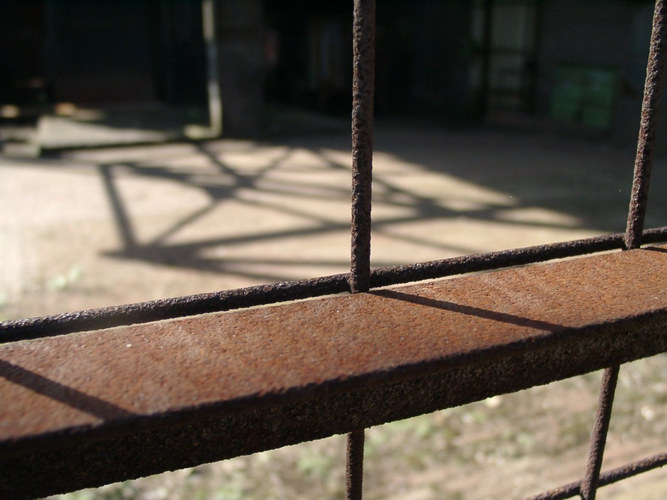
[1,246,666,498]
[2,227,666,342]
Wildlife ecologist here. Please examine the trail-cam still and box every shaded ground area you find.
[2,122,666,320]
[1,122,665,498]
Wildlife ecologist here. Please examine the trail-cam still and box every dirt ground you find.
[1,122,665,498]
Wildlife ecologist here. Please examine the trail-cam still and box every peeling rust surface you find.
[0,246,665,497]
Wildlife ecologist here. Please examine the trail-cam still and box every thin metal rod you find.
[525,452,667,500]
[346,429,365,500]
[347,5,374,492]
[369,227,667,288]
[626,0,667,249]
[3,227,666,342]
[580,365,620,500]
[350,0,376,293]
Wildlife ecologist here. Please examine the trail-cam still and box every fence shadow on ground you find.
[56,124,667,285]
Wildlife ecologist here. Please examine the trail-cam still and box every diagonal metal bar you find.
[349,0,376,294]
[525,452,667,500]
[626,0,667,249]
[580,365,620,500]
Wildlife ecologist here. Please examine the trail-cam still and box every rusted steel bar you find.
[0,274,350,343]
[369,229,666,289]
[350,0,376,293]
[597,451,667,485]
[525,452,667,500]
[1,246,665,498]
[3,228,667,343]
[347,1,375,491]
[643,224,667,242]
[346,429,365,500]
[580,365,620,500]
[626,0,667,249]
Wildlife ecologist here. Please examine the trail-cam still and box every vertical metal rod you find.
[625,0,667,249]
[346,429,365,500]
[348,2,374,496]
[580,365,620,500]
[350,0,376,293]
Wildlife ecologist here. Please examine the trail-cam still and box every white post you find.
[202,0,222,136]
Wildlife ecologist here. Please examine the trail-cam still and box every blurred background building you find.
[0,0,659,152]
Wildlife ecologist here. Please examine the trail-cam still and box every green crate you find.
[581,105,613,130]
[550,64,617,130]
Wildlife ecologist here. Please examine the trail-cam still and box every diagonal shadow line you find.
[233,192,343,226]
[373,226,481,256]
[316,147,587,230]
[0,359,135,420]
[117,152,353,203]
[99,163,138,250]
[127,206,574,253]
[317,146,439,201]
[102,145,590,261]
[372,289,563,331]
[194,142,246,177]
[196,140,295,178]
[149,201,220,246]
[102,246,328,283]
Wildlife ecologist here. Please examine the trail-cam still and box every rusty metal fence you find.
[1,1,667,499]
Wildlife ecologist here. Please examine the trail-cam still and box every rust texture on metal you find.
[1,246,665,498]
[1,2,665,498]
[350,0,375,294]
[346,429,365,500]
[0,274,351,343]
[3,228,666,344]
[348,1,376,491]
[526,452,667,500]
[580,365,620,500]
[626,0,667,249]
